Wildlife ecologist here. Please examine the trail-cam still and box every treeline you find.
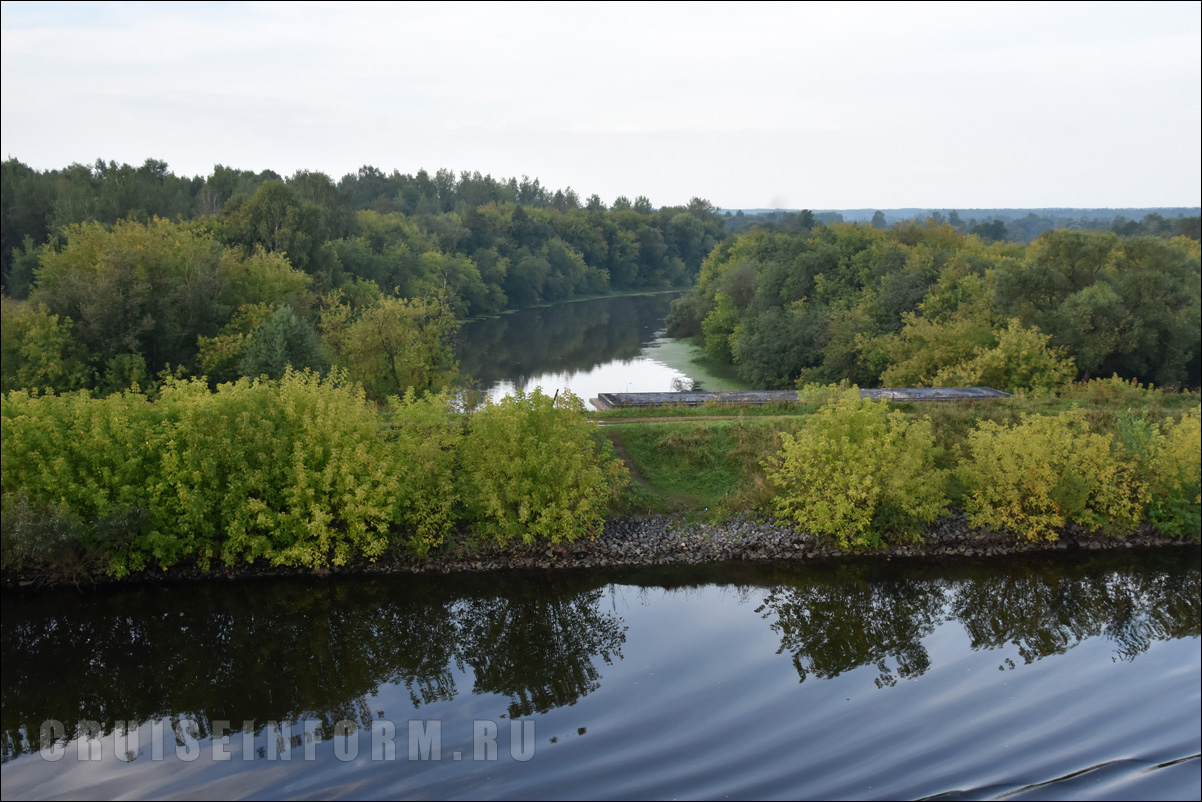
[668,222,1202,391]
[2,158,723,396]
[723,208,1202,243]
[1,375,627,577]
[2,158,722,304]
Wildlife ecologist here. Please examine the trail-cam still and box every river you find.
[456,291,748,404]
[2,551,1198,799]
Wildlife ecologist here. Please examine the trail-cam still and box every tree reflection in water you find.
[457,293,674,388]
[1,573,626,758]
[755,552,1199,688]
[2,550,1197,760]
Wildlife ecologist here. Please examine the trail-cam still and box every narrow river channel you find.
[456,291,747,403]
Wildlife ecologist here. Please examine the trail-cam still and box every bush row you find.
[766,389,1201,549]
[0,373,627,576]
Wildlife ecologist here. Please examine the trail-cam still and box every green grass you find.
[608,418,802,517]
[594,384,1199,422]
[604,382,1200,519]
[593,401,818,420]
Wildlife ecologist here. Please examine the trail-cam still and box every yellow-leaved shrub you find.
[1,388,162,574]
[958,408,1145,541]
[1144,405,1201,539]
[460,389,628,545]
[385,390,464,554]
[154,369,405,570]
[764,389,947,550]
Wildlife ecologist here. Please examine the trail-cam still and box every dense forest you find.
[668,222,1202,392]
[1,159,724,396]
[1,158,723,303]
[2,157,1199,399]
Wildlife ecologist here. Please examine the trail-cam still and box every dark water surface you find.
[2,550,1199,800]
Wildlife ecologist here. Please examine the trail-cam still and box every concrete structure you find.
[589,387,1010,410]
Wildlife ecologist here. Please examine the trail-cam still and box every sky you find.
[1,1,1199,210]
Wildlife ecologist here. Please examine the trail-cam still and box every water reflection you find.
[754,553,1200,689]
[2,550,1198,763]
[457,292,692,400]
[759,564,943,687]
[1,573,625,759]
[455,586,624,717]
[950,555,1202,663]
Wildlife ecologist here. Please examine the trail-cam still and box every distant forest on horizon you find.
[3,156,1199,291]
[723,207,1201,240]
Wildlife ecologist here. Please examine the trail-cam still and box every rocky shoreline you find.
[5,512,1196,589]
[407,512,1195,573]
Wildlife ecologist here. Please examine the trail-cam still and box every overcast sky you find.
[2,1,1199,210]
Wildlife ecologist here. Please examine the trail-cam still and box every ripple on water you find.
[1,552,1199,800]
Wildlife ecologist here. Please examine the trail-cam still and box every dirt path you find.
[603,429,696,509]
[603,429,653,490]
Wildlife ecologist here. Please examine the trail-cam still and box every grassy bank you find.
[3,376,1198,585]
[608,418,798,514]
[607,380,1201,548]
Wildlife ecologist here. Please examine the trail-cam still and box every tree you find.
[34,218,229,373]
[32,217,311,384]
[239,305,329,380]
[223,179,342,289]
[322,294,459,400]
[871,210,887,229]
[1,159,57,286]
[0,298,95,394]
[971,219,1008,242]
[996,230,1200,385]
[5,236,41,299]
[666,213,707,273]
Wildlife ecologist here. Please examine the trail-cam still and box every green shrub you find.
[1,388,163,575]
[1059,374,1160,406]
[958,408,1145,541]
[794,381,854,408]
[1144,405,1201,539]
[385,390,464,554]
[764,389,947,550]
[0,298,96,395]
[460,388,628,545]
[0,494,137,579]
[153,369,404,570]
[931,319,1077,394]
[2,370,418,575]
